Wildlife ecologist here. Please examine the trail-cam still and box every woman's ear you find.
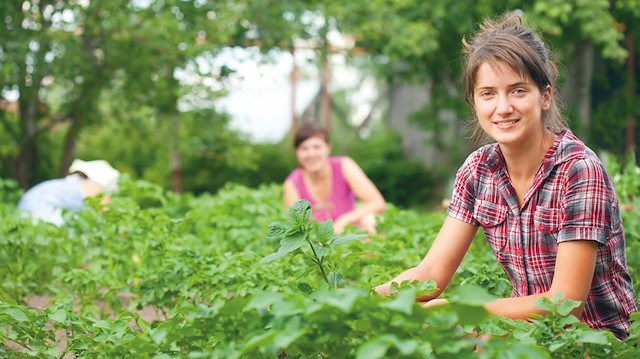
[541,85,552,110]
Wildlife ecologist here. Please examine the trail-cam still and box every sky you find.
[211,47,319,143]
[209,44,379,144]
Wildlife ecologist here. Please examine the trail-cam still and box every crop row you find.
[1,172,640,357]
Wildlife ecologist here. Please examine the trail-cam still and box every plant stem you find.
[307,238,329,285]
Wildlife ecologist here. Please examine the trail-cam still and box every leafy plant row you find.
[0,155,640,357]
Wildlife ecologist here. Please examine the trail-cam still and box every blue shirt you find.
[17,176,86,225]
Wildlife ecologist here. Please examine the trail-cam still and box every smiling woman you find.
[375,13,638,340]
[283,122,386,235]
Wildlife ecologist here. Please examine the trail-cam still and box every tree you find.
[0,0,314,190]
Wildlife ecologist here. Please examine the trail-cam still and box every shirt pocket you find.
[533,206,562,244]
[473,199,509,253]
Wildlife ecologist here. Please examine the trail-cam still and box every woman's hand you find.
[420,298,449,308]
[374,282,392,296]
[333,217,347,234]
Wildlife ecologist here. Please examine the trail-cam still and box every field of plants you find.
[2,158,640,358]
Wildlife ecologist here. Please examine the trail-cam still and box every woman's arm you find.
[375,216,478,301]
[334,157,386,232]
[483,239,598,319]
[283,179,301,209]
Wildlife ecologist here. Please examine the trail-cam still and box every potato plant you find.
[0,171,639,358]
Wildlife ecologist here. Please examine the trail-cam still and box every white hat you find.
[69,159,120,192]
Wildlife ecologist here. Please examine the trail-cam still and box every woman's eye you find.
[513,88,526,94]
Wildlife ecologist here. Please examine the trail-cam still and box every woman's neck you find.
[501,130,556,183]
[303,160,331,182]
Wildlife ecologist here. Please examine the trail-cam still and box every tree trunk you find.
[575,41,594,137]
[321,60,331,132]
[561,40,593,139]
[169,117,183,193]
[290,47,298,135]
[626,34,635,155]
[16,96,39,188]
[60,117,82,177]
[170,140,183,193]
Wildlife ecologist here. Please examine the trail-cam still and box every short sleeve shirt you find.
[447,129,638,339]
[286,156,356,222]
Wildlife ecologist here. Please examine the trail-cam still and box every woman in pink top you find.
[283,123,386,234]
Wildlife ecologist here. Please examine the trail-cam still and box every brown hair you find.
[461,13,566,144]
[294,122,330,148]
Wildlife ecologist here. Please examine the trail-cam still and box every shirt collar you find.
[482,128,583,173]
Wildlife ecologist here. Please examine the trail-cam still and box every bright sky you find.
[211,47,319,143]
[211,45,379,143]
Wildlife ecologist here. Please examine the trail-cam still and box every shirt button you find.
[521,280,526,288]
[483,218,490,225]
[539,224,545,230]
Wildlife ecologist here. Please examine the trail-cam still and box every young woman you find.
[375,14,637,339]
[284,123,386,234]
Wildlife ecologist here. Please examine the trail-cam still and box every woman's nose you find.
[496,94,513,115]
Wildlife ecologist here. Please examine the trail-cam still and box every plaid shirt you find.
[448,129,638,339]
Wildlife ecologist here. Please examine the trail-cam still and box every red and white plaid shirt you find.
[448,129,638,339]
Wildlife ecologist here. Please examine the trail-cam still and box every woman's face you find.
[473,61,551,149]
[296,135,331,172]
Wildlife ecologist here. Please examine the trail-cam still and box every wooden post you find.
[290,46,298,136]
[321,57,331,132]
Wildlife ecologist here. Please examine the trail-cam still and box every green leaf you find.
[451,303,489,326]
[267,221,293,238]
[314,288,367,312]
[356,335,418,359]
[379,289,415,315]
[117,310,135,321]
[0,308,28,322]
[548,339,566,352]
[557,315,579,327]
[556,298,581,316]
[496,342,550,359]
[49,309,67,322]
[286,199,311,226]
[532,297,555,312]
[356,339,389,359]
[297,281,314,294]
[414,280,438,297]
[575,330,609,344]
[448,284,496,306]
[259,232,307,263]
[550,292,565,303]
[331,233,367,247]
[273,317,305,348]
[314,243,330,260]
[151,328,168,344]
[137,316,150,333]
[240,331,278,355]
[245,292,285,312]
[93,320,111,330]
[316,220,337,243]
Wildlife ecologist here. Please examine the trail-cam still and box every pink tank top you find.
[286,156,356,221]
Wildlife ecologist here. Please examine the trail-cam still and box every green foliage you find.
[1,151,640,357]
[347,127,446,208]
[262,199,367,289]
[606,154,640,296]
[605,152,640,200]
[481,293,621,358]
